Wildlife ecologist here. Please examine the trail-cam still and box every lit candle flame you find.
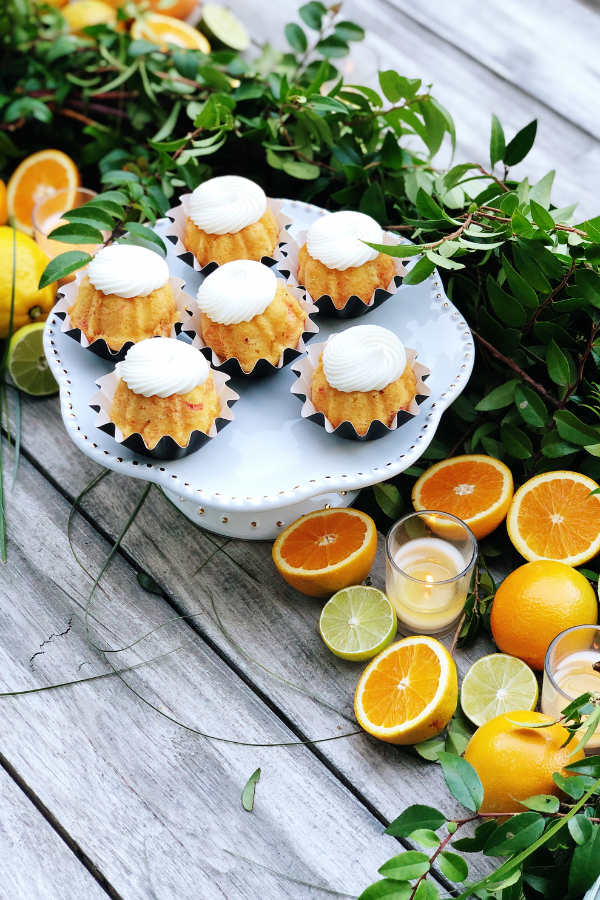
[425,575,434,583]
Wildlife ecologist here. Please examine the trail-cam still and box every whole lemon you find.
[62,0,117,33]
[0,228,56,338]
[490,560,598,670]
[464,710,584,814]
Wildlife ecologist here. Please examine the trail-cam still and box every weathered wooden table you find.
[2,1,599,897]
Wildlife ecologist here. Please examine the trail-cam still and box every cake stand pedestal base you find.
[163,488,360,540]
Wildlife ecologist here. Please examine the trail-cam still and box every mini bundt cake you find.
[109,338,220,449]
[183,175,279,267]
[196,260,306,373]
[68,244,176,351]
[297,211,396,310]
[310,325,417,435]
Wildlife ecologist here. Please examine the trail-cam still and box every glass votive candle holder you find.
[541,624,600,752]
[385,510,477,637]
[32,187,100,259]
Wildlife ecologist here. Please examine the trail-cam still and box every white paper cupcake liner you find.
[290,340,431,442]
[89,361,238,460]
[164,194,293,274]
[275,230,409,319]
[53,270,195,363]
[181,283,319,378]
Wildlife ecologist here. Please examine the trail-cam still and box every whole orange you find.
[490,560,598,670]
[464,710,584,814]
[147,0,199,19]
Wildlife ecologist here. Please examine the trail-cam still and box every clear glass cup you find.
[541,625,600,752]
[32,187,100,259]
[385,510,477,637]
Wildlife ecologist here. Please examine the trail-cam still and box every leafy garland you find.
[3,1,600,896]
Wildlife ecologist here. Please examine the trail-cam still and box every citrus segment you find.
[319,587,397,661]
[490,560,598,671]
[272,508,377,597]
[507,470,600,565]
[464,710,585,814]
[200,4,251,51]
[130,14,211,51]
[8,322,58,396]
[7,150,80,236]
[412,455,513,540]
[354,636,457,744]
[147,0,198,19]
[460,654,538,727]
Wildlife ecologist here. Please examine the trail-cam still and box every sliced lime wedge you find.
[8,322,58,396]
[461,653,539,727]
[199,4,250,51]
[319,586,397,662]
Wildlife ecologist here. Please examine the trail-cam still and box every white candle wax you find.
[386,537,469,634]
[541,649,600,750]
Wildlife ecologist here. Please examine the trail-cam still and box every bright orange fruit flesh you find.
[279,511,367,570]
[514,477,600,560]
[361,642,441,728]
[7,150,80,235]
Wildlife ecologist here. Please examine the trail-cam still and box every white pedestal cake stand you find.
[43,200,474,540]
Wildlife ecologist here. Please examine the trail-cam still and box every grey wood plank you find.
[9,393,498,883]
[387,0,600,140]
[225,0,600,216]
[0,436,402,900]
[0,764,110,900]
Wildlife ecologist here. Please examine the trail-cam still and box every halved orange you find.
[412,454,514,540]
[130,14,211,51]
[272,508,377,598]
[506,470,600,566]
[7,150,81,236]
[354,636,458,745]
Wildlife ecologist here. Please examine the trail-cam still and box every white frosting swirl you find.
[87,244,169,299]
[322,325,407,392]
[188,176,267,234]
[306,211,383,271]
[196,260,277,325]
[120,338,209,398]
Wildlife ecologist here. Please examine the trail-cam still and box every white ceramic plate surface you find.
[43,199,474,514]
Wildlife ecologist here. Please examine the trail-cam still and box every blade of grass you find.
[11,387,20,489]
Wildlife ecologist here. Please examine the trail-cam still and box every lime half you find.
[461,653,538,727]
[8,322,58,396]
[199,4,250,51]
[319,586,397,661]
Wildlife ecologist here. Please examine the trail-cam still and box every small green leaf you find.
[315,35,349,58]
[385,805,446,838]
[504,120,537,167]
[62,206,115,231]
[546,339,571,386]
[452,819,497,853]
[541,430,578,458]
[334,21,365,41]
[568,825,600,895]
[565,756,600,778]
[123,223,167,254]
[409,829,440,849]
[501,424,533,460]
[554,410,600,446]
[529,199,555,231]
[490,113,505,167]
[514,384,548,427]
[373,483,403,520]
[48,223,104,244]
[568,814,593,845]
[357,881,412,900]
[38,251,92,290]
[502,256,538,308]
[86,198,125,219]
[378,852,430,881]
[512,244,551,293]
[437,752,483,812]
[379,71,421,103]
[299,1,327,30]
[285,22,308,53]
[413,881,438,900]
[483,812,545,856]
[242,768,261,812]
[413,738,445,761]
[403,256,436,285]
[519,794,560,813]
[438,852,468,883]
[101,169,140,185]
[475,379,519,411]
[487,276,526,327]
